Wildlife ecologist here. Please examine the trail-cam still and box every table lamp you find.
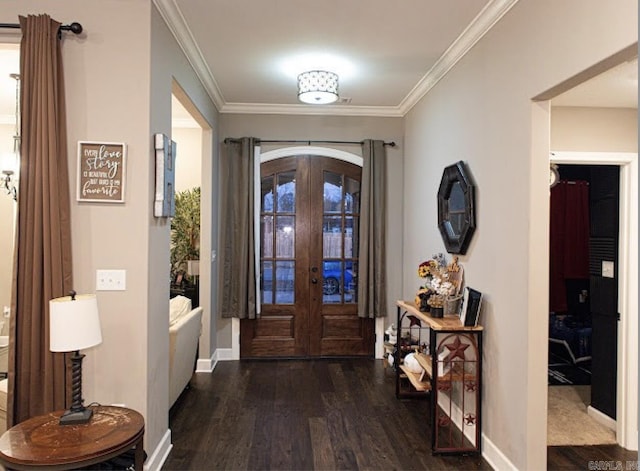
[49,290,102,425]
[187,260,199,285]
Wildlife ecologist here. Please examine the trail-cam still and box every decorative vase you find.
[431,307,444,318]
[444,294,463,316]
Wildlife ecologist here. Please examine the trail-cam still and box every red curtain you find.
[549,181,589,313]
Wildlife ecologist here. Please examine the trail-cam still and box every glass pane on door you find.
[345,177,360,214]
[322,171,358,305]
[261,172,295,305]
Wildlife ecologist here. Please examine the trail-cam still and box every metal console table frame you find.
[395,300,483,455]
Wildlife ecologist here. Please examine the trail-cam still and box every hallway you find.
[163,359,637,470]
[164,359,490,470]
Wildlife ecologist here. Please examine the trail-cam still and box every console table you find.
[0,405,144,470]
[395,300,483,454]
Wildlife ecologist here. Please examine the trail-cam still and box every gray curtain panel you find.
[219,138,258,319]
[8,14,74,425]
[357,140,387,318]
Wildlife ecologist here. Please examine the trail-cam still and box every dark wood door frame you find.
[240,154,375,358]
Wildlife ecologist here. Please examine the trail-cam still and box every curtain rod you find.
[0,21,83,36]
[225,138,396,147]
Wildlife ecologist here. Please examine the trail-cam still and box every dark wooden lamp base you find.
[59,407,93,425]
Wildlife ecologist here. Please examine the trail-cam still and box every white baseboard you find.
[215,348,235,360]
[232,318,240,359]
[195,348,234,373]
[144,428,172,471]
[481,434,518,471]
[587,405,617,432]
[629,430,638,451]
[375,318,384,359]
[195,356,216,373]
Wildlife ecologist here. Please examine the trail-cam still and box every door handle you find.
[311,278,318,284]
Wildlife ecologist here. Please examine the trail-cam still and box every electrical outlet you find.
[602,261,614,278]
[96,269,126,291]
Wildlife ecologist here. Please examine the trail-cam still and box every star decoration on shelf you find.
[464,413,476,425]
[444,336,469,362]
[407,315,422,327]
[465,381,477,392]
[438,413,451,427]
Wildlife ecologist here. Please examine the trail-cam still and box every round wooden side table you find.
[0,405,144,470]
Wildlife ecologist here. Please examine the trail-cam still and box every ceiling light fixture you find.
[297,70,339,104]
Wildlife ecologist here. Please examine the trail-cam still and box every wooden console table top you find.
[396,300,483,331]
[0,405,144,470]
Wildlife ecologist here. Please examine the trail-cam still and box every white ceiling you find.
[160,0,515,116]
[159,0,637,116]
[551,58,638,109]
[1,1,637,126]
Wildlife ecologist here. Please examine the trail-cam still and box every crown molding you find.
[155,0,519,117]
[399,0,520,115]
[153,0,225,110]
[220,102,404,118]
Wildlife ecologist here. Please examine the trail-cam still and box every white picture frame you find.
[460,286,483,327]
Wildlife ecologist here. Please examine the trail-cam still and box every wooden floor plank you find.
[308,417,337,471]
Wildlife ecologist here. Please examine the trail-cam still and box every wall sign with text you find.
[77,141,126,203]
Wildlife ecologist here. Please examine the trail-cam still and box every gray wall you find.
[402,0,637,469]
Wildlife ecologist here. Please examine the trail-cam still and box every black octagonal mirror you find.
[437,161,476,254]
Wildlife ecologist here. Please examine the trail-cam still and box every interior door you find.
[589,165,619,419]
[240,155,374,358]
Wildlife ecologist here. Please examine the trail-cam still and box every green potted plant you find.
[170,187,200,287]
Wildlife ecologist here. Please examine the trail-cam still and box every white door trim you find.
[260,145,363,166]
[550,151,638,451]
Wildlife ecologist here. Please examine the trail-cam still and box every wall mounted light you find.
[297,70,339,104]
[3,73,20,201]
[2,170,16,201]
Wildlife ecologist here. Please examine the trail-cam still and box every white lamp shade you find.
[49,294,102,352]
[297,70,339,104]
[187,260,200,276]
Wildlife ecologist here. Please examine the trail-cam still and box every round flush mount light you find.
[297,70,339,104]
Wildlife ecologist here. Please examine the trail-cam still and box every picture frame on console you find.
[460,287,483,327]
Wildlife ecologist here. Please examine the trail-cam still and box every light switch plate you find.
[602,260,615,278]
[96,269,126,290]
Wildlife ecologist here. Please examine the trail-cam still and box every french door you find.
[240,155,374,358]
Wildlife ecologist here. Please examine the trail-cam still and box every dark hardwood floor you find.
[163,359,637,470]
[547,445,638,470]
[164,359,490,470]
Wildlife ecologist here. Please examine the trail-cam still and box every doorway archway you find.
[549,151,638,448]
